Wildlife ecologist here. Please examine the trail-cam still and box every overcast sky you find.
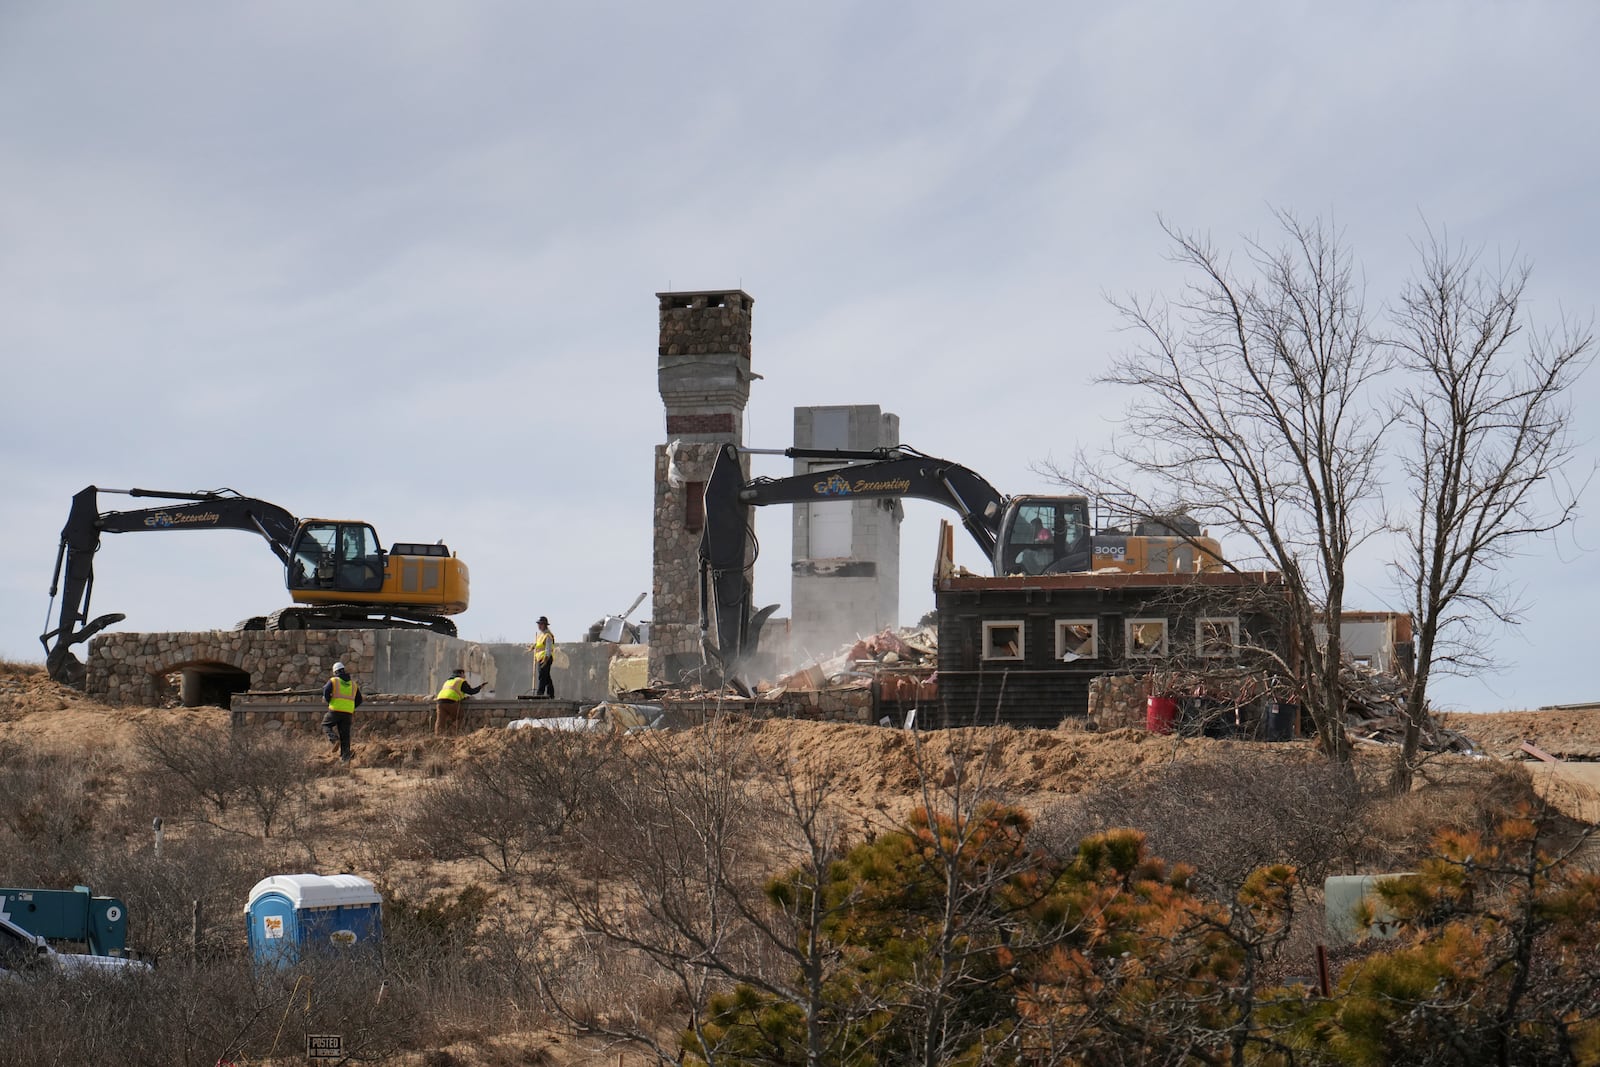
[5,3,1596,712]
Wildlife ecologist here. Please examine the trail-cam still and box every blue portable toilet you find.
[246,874,382,969]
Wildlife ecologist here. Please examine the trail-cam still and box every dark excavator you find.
[42,486,469,685]
[698,443,1222,677]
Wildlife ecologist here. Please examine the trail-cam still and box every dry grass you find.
[3,665,1595,1065]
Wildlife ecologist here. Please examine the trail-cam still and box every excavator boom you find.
[698,443,1076,674]
[43,488,302,683]
[741,445,1005,558]
[696,443,1218,680]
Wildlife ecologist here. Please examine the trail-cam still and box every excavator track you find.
[262,605,457,636]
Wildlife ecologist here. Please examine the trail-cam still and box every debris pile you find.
[1439,708,1600,762]
[507,701,663,734]
[1339,667,1479,754]
[765,626,938,701]
[1091,666,1483,753]
[661,627,1527,756]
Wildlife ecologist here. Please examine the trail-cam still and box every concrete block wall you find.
[475,639,622,704]
[361,630,497,696]
[789,405,902,660]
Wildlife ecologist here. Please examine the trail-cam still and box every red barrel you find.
[1146,696,1178,734]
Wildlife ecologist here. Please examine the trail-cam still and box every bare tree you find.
[552,716,855,1064]
[405,730,623,880]
[133,722,319,839]
[1063,212,1390,761]
[1388,229,1593,791]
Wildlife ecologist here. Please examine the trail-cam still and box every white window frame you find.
[982,620,1025,662]
[1196,616,1241,658]
[1055,619,1099,661]
[1125,618,1169,658]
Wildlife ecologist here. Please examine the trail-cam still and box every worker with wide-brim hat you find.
[533,616,556,699]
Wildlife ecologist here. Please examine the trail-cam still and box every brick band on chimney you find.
[666,413,736,435]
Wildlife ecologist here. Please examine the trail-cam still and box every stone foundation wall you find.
[89,630,358,706]
[230,697,586,734]
[87,629,612,708]
[1087,674,1153,730]
[227,689,875,739]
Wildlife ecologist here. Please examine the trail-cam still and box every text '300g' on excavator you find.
[41,487,469,686]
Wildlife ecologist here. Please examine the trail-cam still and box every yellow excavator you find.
[42,486,470,685]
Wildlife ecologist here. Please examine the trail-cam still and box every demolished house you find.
[929,520,1289,730]
[682,519,1462,751]
[642,288,1460,748]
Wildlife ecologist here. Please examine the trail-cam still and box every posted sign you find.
[307,1033,343,1060]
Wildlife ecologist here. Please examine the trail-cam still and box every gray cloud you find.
[6,2,1597,710]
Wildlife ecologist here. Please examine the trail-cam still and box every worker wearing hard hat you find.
[434,668,483,736]
[321,661,363,762]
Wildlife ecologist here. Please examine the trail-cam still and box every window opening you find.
[1126,618,1168,657]
[1197,617,1240,658]
[1056,619,1099,661]
[982,620,1025,661]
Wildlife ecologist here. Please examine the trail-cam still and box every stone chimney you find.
[650,290,755,684]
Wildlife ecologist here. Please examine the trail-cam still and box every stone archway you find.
[89,630,349,707]
[171,661,254,708]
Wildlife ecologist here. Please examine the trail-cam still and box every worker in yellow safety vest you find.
[320,661,363,762]
[434,668,483,736]
[533,616,556,698]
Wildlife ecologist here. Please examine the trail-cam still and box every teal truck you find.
[0,885,150,974]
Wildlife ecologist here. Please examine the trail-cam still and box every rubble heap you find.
[668,627,1493,756]
[1337,665,1479,753]
[766,626,938,702]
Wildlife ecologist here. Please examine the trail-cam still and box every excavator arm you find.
[694,443,1222,685]
[697,443,1010,676]
[42,487,300,684]
[741,445,1006,557]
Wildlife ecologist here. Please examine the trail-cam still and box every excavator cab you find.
[286,521,386,594]
[998,496,1092,576]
